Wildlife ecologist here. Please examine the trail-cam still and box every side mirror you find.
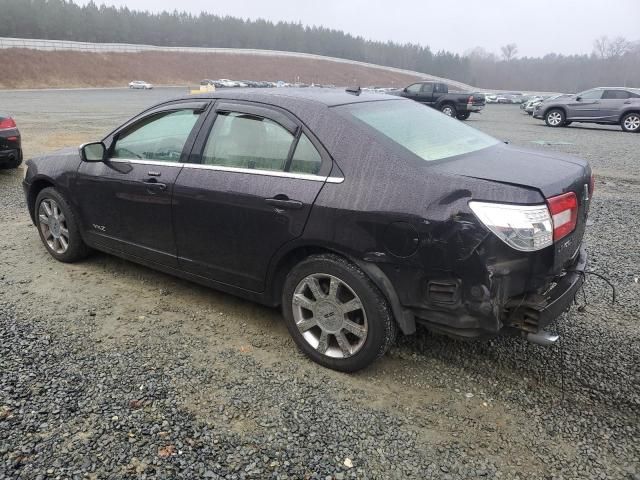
[575,96,582,101]
[80,141,106,162]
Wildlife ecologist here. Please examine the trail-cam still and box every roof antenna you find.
[345,86,361,96]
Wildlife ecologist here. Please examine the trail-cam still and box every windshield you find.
[338,100,500,162]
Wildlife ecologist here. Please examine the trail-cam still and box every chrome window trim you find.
[109,158,184,168]
[108,158,344,183]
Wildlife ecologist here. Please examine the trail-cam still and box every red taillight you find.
[0,117,16,130]
[467,95,474,104]
[547,192,578,241]
[589,174,595,197]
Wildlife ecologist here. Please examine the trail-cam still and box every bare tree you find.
[500,43,518,61]
[607,36,630,58]
[593,36,609,58]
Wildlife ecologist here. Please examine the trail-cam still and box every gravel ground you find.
[0,91,638,480]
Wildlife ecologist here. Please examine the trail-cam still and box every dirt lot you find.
[0,50,422,89]
[1,89,639,480]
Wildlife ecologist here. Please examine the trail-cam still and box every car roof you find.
[180,88,404,108]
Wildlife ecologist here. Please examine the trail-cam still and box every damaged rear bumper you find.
[410,247,587,342]
[504,247,587,335]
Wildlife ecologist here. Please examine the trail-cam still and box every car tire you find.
[282,253,397,372]
[545,108,565,127]
[35,187,90,263]
[621,112,640,133]
[440,104,457,117]
[456,112,471,120]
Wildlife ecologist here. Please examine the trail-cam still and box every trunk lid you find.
[435,143,592,270]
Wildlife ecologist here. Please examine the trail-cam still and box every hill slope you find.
[0,49,428,89]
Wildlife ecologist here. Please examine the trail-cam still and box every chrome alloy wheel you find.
[442,106,454,116]
[38,199,69,254]
[292,273,368,359]
[547,111,563,126]
[623,114,640,131]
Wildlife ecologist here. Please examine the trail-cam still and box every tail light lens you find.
[467,95,474,104]
[547,192,578,241]
[0,117,17,130]
[469,201,553,252]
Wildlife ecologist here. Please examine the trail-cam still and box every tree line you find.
[1,0,638,92]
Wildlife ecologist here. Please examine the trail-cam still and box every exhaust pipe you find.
[526,330,559,346]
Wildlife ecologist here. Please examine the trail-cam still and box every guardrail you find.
[0,36,477,92]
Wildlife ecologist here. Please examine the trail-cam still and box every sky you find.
[77,0,639,57]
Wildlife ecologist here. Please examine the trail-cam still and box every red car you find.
[0,114,22,169]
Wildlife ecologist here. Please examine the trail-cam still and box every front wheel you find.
[545,109,565,127]
[35,187,90,263]
[621,112,640,133]
[456,112,471,120]
[440,104,457,117]
[282,254,397,372]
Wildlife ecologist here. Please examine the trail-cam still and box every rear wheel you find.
[440,104,457,117]
[621,112,640,133]
[456,112,471,120]
[282,254,396,372]
[545,109,565,127]
[35,187,90,263]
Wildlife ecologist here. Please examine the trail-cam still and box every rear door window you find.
[203,112,294,171]
[421,83,434,93]
[290,133,322,175]
[602,90,631,99]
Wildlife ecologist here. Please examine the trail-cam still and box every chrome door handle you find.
[265,196,303,209]
[142,178,167,192]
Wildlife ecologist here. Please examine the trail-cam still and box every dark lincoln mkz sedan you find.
[23,89,592,371]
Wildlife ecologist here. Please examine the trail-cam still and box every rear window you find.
[338,100,499,162]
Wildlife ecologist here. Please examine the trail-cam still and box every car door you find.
[403,83,423,102]
[567,89,603,119]
[419,83,435,105]
[600,89,631,121]
[172,101,333,292]
[74,101,209,266]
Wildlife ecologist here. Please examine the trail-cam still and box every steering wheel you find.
[115,147,142,159]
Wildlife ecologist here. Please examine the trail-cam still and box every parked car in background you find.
[506,93,525,104]
[0,114,22,169]
[522,96,544,114]
[534,87,640,132]
[390,81,485,120]
[217,79,238,88]
[523,94,568,115]
[496,95,509,104]
[198,80,217,93]
[484,94,498,104]
[23,88,591,372]
[128,80,153,90]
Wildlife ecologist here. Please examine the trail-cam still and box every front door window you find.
[112,109,201,162]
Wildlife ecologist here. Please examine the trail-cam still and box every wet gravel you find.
[1,94,639,479]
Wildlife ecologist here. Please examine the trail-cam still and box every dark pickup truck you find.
[391,81,485,120]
